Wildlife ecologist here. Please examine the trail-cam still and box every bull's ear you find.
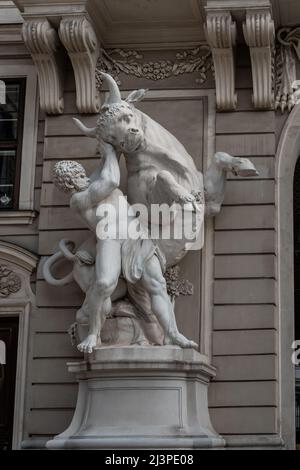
[125,89,148,103]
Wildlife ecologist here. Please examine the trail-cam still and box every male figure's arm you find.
[88,142,120,205]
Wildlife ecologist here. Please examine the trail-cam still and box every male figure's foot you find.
[77,334,97,353]
[164,332,198,350]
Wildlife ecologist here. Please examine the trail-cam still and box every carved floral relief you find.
[96,47,213,87]
[0,265,21,298]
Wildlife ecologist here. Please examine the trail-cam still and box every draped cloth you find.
[121,238,166,284]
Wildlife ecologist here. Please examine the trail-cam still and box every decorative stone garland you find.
[96,46,213,87]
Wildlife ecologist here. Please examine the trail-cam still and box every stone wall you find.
[210,46,278,440]
[0,31,293,446]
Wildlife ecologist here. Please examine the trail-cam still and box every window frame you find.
[0,77,26,211]
[0,240,38,450]
[0,65,38,224]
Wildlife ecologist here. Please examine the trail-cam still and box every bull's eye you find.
[123,115,132,124]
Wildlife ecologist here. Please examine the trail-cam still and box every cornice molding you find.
[59,15,101,113]
[205,10,237,110]
[22,19,64,114]
[0,210,37,225]
[243,8,275,108]
[0,1,23,24]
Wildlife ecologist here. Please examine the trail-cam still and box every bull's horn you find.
[100,72,122,105]
[73,117,97,138]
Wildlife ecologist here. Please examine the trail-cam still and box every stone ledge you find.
[0,210,37,225]
[68,345,215,377]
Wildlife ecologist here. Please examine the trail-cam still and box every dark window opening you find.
[0,317,19,450]
[0,79,26,210]
[296,391,300,447]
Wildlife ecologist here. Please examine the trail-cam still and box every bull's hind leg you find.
[204,152,258,217]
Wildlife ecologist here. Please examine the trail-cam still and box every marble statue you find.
[43,72,258,354]
[74,72,258,265]
[44,139,197,352]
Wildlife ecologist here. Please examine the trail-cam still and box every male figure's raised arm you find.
[88,142,120,205]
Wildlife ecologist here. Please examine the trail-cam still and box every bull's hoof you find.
[231,157,259,177]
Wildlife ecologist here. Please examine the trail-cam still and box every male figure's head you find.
[53,160,90,193]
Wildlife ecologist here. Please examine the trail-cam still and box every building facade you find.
[0,0,299,450]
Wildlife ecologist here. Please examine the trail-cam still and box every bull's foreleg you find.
[204,152,258,217]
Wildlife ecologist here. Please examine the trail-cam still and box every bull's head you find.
[73,72,147,153]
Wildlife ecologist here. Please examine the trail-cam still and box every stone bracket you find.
[205,11,237,111]
[22,19,64,114]
[243,8,275,108]
[59,16,101,114]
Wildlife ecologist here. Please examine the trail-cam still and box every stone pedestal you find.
[46,346,225,449]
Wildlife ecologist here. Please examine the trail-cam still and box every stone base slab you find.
[46,346,225,449]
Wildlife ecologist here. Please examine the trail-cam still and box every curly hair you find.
[53,160,86,193]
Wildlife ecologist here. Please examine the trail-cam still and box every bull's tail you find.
[43,239,75,286]
[58,239,76,261]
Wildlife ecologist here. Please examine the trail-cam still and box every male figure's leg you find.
[77,239,121,353]
[140,255,197,349]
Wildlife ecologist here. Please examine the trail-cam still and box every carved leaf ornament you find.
[96,47,213,87]
[0,265,21,298]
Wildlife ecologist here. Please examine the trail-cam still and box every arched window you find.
[0,241,37,449]
[294,158,300,447]
[275,104,300,449]
[294,159,300,342]
[0,317,18,450]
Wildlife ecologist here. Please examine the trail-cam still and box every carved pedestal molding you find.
[59,16,101,114]
[243,9,275,109]
[46,346,225,450]
[205,11,237,111]
[22,19,64,114]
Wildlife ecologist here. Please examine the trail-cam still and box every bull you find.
[74,72,258,266]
